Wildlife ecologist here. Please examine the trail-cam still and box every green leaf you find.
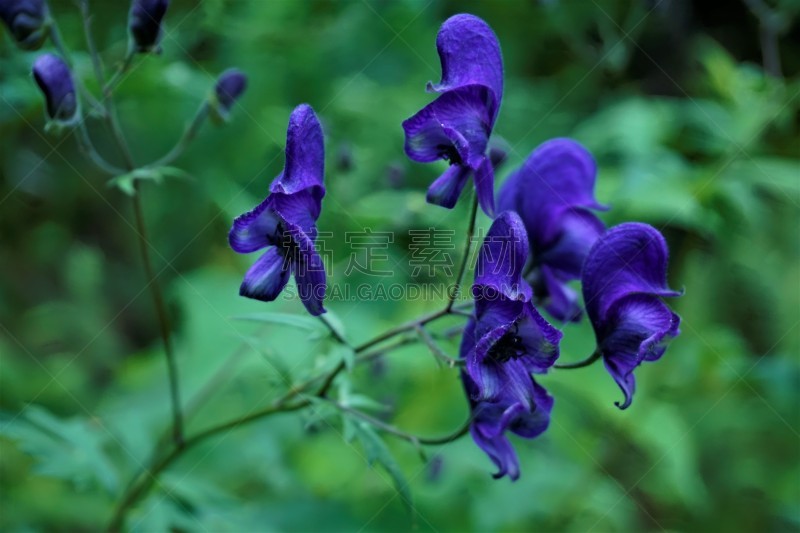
[232,312,327,334]
[349,419,414,514]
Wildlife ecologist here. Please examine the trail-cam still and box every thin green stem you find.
[103,49,136,97]
[554,349,602,369]
[318,313,349,346]
[148,104,210,168]
[414,324,463,368]
[446,193,479,312]
[74,122,124,175]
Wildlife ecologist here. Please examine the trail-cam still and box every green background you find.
[1,0,799,531]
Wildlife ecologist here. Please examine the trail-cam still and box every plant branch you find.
[148,104,210,168]
[414,324,463,368]
[554,349,602,369]
[446,193,479,312]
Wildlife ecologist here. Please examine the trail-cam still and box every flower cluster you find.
[223,13,683,481]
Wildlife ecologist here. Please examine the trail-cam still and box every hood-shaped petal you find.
[498,138,605,250]
[583,222,682,324]
[403,85,492,168]
[475,211,531,300]
[427,14,503,123]
[270,104,325,201]
[32,54,77,123]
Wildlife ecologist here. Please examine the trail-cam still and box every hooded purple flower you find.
[498,139,607,323]
[0,0,47,50]
[32,54,77,123]
[582,223,682,409]
[229,104,327,316]
[129,0,169,53]
[460,316,554,481]
[402,14,503,217]
[214,68,247,119]
[463,211,561,404]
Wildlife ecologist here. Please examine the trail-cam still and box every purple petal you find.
[474,211,531,300]
[228,196,281,254]
[469,422,519,481]
[292,230,327,316]
[601,294,681,409]
[539,265,583,323]
[474,156,495,217]
[215,68,247,113]
[403,86,492,167]
[270,190,321,236]
[239,247,291,302]
[427,14,503,123]
[537,208,605,278]
[509,379,553,439]
[426,164,471,209]
[129,0,169,53]
[270,104,325,200]
[514,303,562,373]
[582,223,682,325]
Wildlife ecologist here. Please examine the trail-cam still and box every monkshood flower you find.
[464,211,561,402]
[460,324,553,481]
[498,138,607,323]
[129,0,169,53]
[229,104,327,316]
[582,222,682,409]
[212,68,247,121]
[402,14,503,217]
[0,0,47,50]
[33,53,77,124]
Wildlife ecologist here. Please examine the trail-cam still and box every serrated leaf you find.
[350,420,413,513]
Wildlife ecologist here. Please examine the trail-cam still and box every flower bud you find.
[33,53,77,124]
[212,68,247,120]
[0,0,48,50]
[128,0,169,53]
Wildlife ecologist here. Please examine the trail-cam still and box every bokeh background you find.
[1,0,799,531]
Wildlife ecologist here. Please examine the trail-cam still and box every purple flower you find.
[213,68,247,120]
[460,323,554,481]
[129,0,169,53]
[498,139,607,323]
[0,0,47,50]
[582,223,682,409]
[229,104,327,316]
[402,14,503,217]
[32,53,77,123]
[464,211,561,403]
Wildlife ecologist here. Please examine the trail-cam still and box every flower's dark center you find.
[488,327,525,363]
[438,144,463,166]
[274,222,297,256]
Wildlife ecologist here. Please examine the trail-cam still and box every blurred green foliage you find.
[1,0,799,531]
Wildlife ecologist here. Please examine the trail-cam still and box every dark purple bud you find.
[335,143,354,173]
[0,0,48,50]
[214,68,247,116]
[33,53,77,123]
[386,162,405,189]
[128,0,169,53]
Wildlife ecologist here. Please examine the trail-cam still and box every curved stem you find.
[446,193,479,312]
[148,104,210,168]
[554,349,602,369]
[318,313,349,346]
[327,400,471,446]
[103,49,136,97]
[74,122,124,175]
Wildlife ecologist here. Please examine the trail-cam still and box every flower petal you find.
[271,190,321,236]
[514,303,562,373]
[582,223,682,325]
[474,211,531,300]
[469,421,519,481]
[403,85,492,166]
[229,196,281,254]
[601,294,681,409]
[537,208,605,279]
[239,247,291,302]
[426,164,471,209]
[539,265,583,323]
[292,230,327,316]
[270,104,325,200]
[427,14,503,123]
[509,379,553,439]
